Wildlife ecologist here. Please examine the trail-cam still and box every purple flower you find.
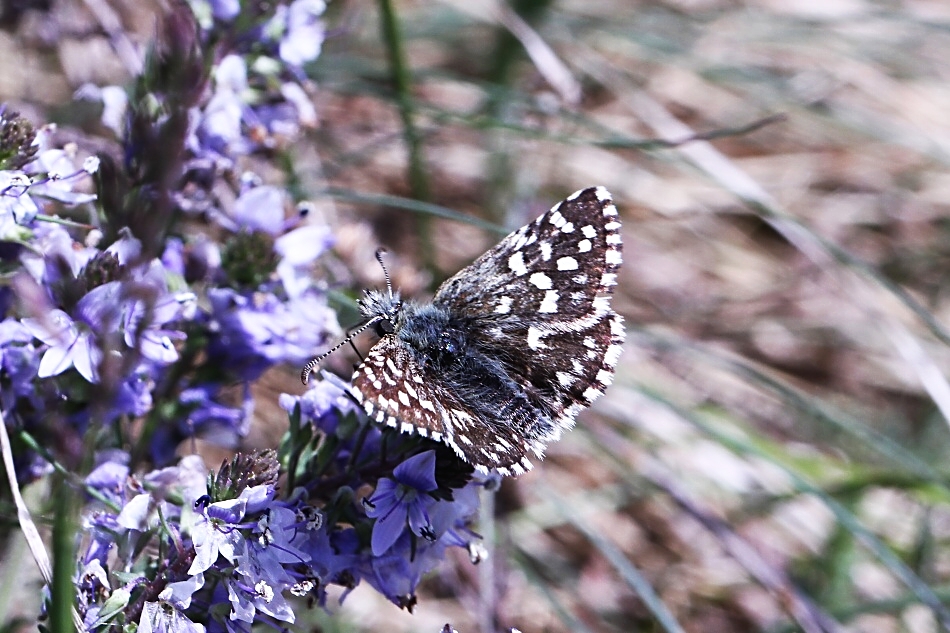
[0,134,97,233]
[231,186,286,235]
[19,224,94,286]
[209,0,240,21]
[364,450,439,556]
[111,364,155,418]
[85,452,130,504]
[227,543,296,623]
[275,224,334,297]
[161,238,186,277]
[360,548,420,606]
[22,281,122,382]
[206,288,339,380]
[143,454,210,508]
[124,288,195,365]
[196,55,250,157]
[280,376,354,431]
[139,575,207,633]
[275,0,327,67]
[298,526,361,605]
[81,512,122,568]
[25,146,98,205]
[0,171,38,229]
[0,318,39,404]
[189,497,249,575]
[359,479,483,605]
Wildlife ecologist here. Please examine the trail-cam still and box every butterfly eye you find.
[376,319,395,336]
[440,332,460,357]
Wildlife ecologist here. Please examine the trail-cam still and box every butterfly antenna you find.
[300,316,383,384]
[376,248,393,299]
[301,249,395,385]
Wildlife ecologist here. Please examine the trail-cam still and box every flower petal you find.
[37,343,74,377]
[393,450,437,492]
[72,333,102,383]
[370,505,406,556]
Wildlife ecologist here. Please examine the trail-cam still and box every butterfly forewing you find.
[435,187,621,320]
[433,187,624,430]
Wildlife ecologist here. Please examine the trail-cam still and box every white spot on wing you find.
[560,222,574,233]
[611,315,625,337]
[540,241,552,261]
[529,272,552,289]
[583,386,602,402]
[398,391,410,406]
[582,225,597,238]
[527,326,545,350]
[605,344,623,366]
[508,251,528,276]
[578,239,592,253]
[605,249,622,266]
[557,256,578,271]
[385,358,401,377]
[594,187,611,202]
[495,296,512,314]
[539,290,559,313]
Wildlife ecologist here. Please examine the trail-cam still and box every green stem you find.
[485,0,554,225]
[376,0,433,268]
[50,477,77,633]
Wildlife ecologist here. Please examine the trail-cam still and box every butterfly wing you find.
[350,186,624,476]
[349,335,536,474]
[432,186,625,445]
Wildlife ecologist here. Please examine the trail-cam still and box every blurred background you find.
[4,0,950,631]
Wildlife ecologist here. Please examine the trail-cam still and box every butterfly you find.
[303,187,624,476]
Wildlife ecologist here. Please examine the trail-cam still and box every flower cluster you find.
[0,1,488,631]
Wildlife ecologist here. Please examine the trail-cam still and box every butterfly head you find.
[358,288,403,336]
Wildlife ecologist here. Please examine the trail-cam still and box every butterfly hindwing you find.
[349,336,536,475]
